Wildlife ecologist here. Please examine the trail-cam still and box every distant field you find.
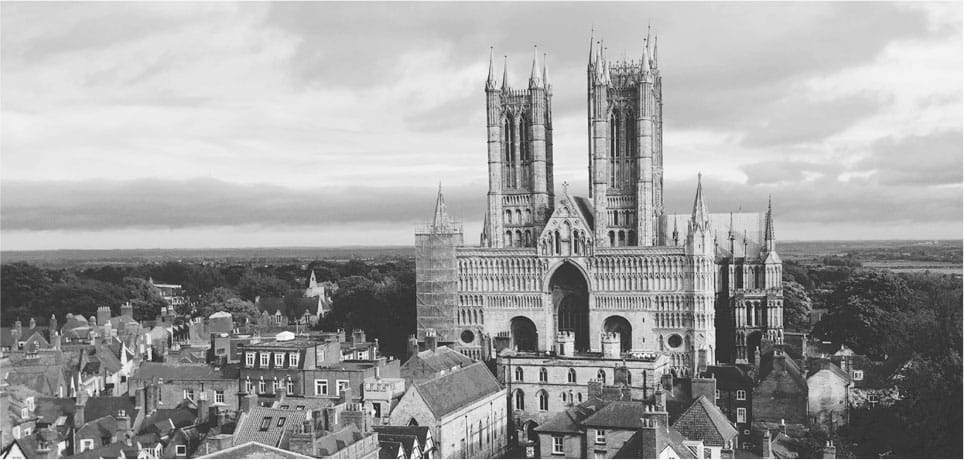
[861,260,962,274]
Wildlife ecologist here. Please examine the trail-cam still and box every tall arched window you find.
[597,369,607,384]
[539,368,548,383]
[577,392,583,402]
[568,368,576,383]
[538,391,549,411]
[609,231,615,247]
[515,209,522,225]
[514,390,525,411]
[515,367,524,382]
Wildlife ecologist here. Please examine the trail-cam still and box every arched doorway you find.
[522,420,540,452]
[604,316,632,351]
[510,317,538,352]
[551,262,590,351]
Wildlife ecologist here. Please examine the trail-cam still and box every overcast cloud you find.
[1,2,961,250]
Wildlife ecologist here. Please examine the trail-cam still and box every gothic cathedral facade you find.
[416,34,784,374]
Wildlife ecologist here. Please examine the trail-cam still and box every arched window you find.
[609,231,615,247]
[515,367,524,382]
[613,211,620,226]
[628,230,636,246]
[515,209,522,225]
[505,210,512,224]
[525,209,532,224]
[577,392,583,402]
[597,369,607,384]
[554,231,561,254]
[562,392,567,402]
[514,390,525,411]
[505,232,512,246]
[626,371,632,386]
[524,230,532,247]
[618,231,626,247]
[538,391,549,411]
[514,231,522,248]
[568,368,576,383]
[539,368,548,383]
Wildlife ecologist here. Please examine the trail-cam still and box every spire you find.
[481,206,491,246]
[601,42,611,83]
[501,55,509,90]
[641,35,650,72]
[691,173,709,230]
[588,27,596,66]
[432,183,451,231]
[765,195,775,242]
[542,52,550,88]
[594,41,605,82]
[485,47,497,90]
[529,45,542,89]
[672,218,679,246]
[653,34,659,68]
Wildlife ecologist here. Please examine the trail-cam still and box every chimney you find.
[601,332,620,359]
[424,335,437,353]
[198,391,210,425]
[340,386,353,404]
[74,392,88,428]
[654,389,667,412]
[639,417,659,459]
[691,376,717,403]
[49,314,58,336]
[337,328,346,343]
[51,331,61,351]
[239,393,258,413]
[324,407,338,431]
[556,331,575,357]
[763,430,774,459]
[822,441,836,459]
[588,380,604,399]
[11,321,22,348]
[136,387,146,412]
[97,306,111,327]
[117,410,131,433]
[352,329,365,346]
[121,302,134,319]
[780,418,787,435]
[216,409,227,428]
[406,334,419,360]
[641,400,669,429]
[29,317,37,329]
[614,366,630,386]
[493,333,512,354]
[146,382,159,413]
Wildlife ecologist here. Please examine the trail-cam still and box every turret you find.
[685,174,714,257]
[528,46,542,89]
[556,331,575,357]
[485,47,497,91]
[602,331,621,359]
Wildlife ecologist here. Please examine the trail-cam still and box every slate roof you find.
[414,362,502,418]
[662,212,766,259]
[315,425,372,456]
[3,366,65,396]
[758,352,807,390]
[233,406,309,447]
[198,440,313,459]
[705,365,753,391]
[806,359,850,381]
[84,396,137,423]
[613,427,696,459]
[375,433,418,457]
[132,362,240,381]
[405,346,473,374]
[1,327,49,348]
[35,397,77,424]
[140,407,197,435]
[672,395,739,447]
[256,296,320,318]
[379,440,404,459]
[373,426,430,449]
[581,400,650,429]
[535,396,606,434]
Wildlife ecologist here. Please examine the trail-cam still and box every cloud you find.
[858,130,963,185]
[739,160,840,185]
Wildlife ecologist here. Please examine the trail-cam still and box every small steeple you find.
[480,206,491,246]
[485,47,497,90]
[690,173,709,230]
[542,52,550,89]
[645,24,652,68]
[641,37,650,73]
[765,195,775,242]
[594,41,606,82]
[501,55,509,91]
[432,183,451,231]
[672,218,679,246]
[588,28,596,66]
[602,44,611,83]
[652,34,659,68]
[529,45,542,89]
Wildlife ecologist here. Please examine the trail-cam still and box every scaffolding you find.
[415,220,463,343]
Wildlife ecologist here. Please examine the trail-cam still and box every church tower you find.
[588,29,664,248]
[482,48,555,248]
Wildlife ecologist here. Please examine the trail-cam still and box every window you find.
[737,407,747,423]
[245,378,252,393]
[336,380,350,396]
[184,389,195,401]
[567,368,576,383]
[259,417,272,431]
[245,353,255,367]
[260,353,269,367]
[514,390,525,411]
[736,390,746,401]
[853,370,864,381]
[289,352,300,368]
[315,380,328,396]
[562,392,567,402]
[538,391,549,411]
[275,353,285,367]
[277,417,287,427]
[597,370,606,384]
[715,389,720,400]
[258,379,266,394]
[176,445,187,456]
[515,367,524,381]
[868,394,880,405]
[595,430,606,445]
[577,392,583,402]
[286,379,294,394]
[539,368,548,383]
[80,439,94,452]
[215,390,225,404]
[552,436,564,455]
[216,348,226,356]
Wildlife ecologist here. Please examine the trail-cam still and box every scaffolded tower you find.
[415,185,463,343]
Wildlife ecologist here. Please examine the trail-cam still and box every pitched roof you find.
[35,397,77,424]
[672,395,738,447]
[140,407,197,435]
[233,406,309,447]
[581,400,652,429]
[201,440,316,459]
[613,428,696,459]
[806,358,850,381]
[379,440,404,459]
[572,196,596,230]
[132,363,240,381]
[373,425,430,447]
[376,433,418,457]
[401,346,474,383]
[758,351,807,390]
[3,366,65,396]
[850,353,910,389]
[84,396,137,423]
[314,425,371,457]
[705,365,752,390]
[414,362,502,418]
[535,396,606,434]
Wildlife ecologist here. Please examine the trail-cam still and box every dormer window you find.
[245,353,255,367]
[275,353,285,367]
[289,352,300,368]
[853,370,864,381]
[260,353,269,367]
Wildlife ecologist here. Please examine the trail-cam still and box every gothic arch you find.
[510,316,538,352]
[603,315,633,352]
[546,261,591,351]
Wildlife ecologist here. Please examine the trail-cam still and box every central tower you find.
[481,48,555,249]
[588,31,664,248]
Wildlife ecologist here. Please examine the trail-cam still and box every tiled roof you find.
[572,196,596,230]
[233,406,309,447]
[758,351,807,390]
[132,363,240,381]
[806,359,850,381]
[850,353,910,389]
[379,440,404,459]
[375,433,418,457]
[3,366,64,395]
[140,407,197,435]
[35,397,76,424]
[1,327,49,348]
[403,346,473,377]
[197,440,313,459]
[613,428,696,459]
[315,425,371,456]
[581,400,650,429]
[535,397,606,434]
[672,395,738,447]
[414,362,501,418]
[84,396,137,423]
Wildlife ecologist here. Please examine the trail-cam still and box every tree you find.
[195,287,242,319]
[236,271,292,301]
[782,281,813,332]
[209,297,259,326]
[123,277,168,320]
[1,263,52,325]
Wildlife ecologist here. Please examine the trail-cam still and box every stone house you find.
[705,365,753,448]
[753,348,807,426]
[388,361,507,459]
[806,360,850,432]
[130,363,241,411]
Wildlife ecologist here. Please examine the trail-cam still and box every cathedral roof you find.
[661,212,765,259]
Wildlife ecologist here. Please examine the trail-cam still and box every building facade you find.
[415,33,783,374]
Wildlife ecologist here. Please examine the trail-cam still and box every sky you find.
[1,2,962,250]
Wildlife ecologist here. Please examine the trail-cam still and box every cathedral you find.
[415,32,783,374]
